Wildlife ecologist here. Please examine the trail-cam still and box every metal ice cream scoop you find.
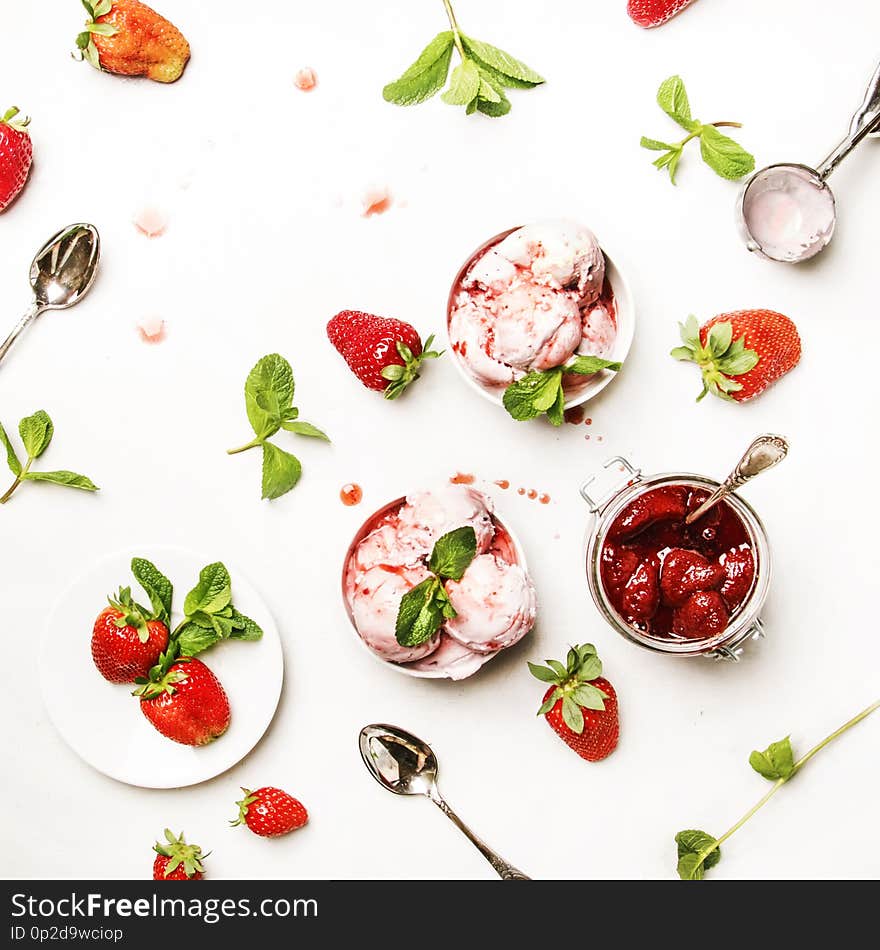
[737,61,880,263]
[0,223,101,365]
[358,723,531,880]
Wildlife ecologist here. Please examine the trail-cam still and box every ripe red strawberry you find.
[673,590,729,639]
[672,311,801,403]
[152,829,205,880]
[529,644,619,762]
[660,548,724,607]
[75,0,190,83]
[718,546,755,608]
[0,108,33,213]
[91,588,169,683]
[136,656,230,746]
[627,0,699,29]
[231,787,309,838]
[327,310,442,399]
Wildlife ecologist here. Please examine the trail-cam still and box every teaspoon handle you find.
[0,300,41,365]
[429,792,531,880]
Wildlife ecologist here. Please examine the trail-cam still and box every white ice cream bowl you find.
[341,494,532,679]
[446,224,636,413]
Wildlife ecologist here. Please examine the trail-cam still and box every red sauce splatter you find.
[585,418,592,426]
[340,483,363,506]
[539,494,551,505]
[450,472,475,485]
[517,487,525,496]
[564,406,586,425]
[294,67,318,91]
[362,186,393,217]
[527,489,537,500]
[137,316,166,344]
[494,479,510,490]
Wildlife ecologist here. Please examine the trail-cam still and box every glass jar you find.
[581,457,770,661]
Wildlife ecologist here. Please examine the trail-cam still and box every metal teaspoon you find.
[358,723,531,880]
[685,434,789,525]
[0,223,101,366]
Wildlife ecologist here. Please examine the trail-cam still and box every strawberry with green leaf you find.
[529,644,619,762]
[153,829,206,880]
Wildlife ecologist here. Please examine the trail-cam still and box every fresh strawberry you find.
[718,546,755,608]
[231,787,309,838]
[0,108,33,213]
[135,655,230,746]
[91,588,169,683]
[609,485,688,540]
[627,0,699,28]
[327,310,442,399]
[75,0,190,83]
[673,590,729,639]
[529,644,619,762]
[672,311,801,403]
[152,829,205,880]
[660,548,724,607]
[621,558,660,619]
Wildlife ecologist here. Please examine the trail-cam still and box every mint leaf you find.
[699,125,755,180]
[477,93,511,117]
[131,558,173,626]
[244,354,294,440]
[749,736,795,781]
[281,420,330,442]
[460,36,544,85]
[183,562,231,616]
[229,609,263,641]
[429,526,477,581]
[0,422,21,476]
[177,623,220,656]
[23,470,98,491]
[546,384,565,426]
[675,830,721,880]
[641,137,674,151]
[657,76,697,130]
[567,355,623,375]
[502,369,563,422]
[19,410,53,459]
[261,441,302,500]
[396,576,443,647]
[442,58,481,106]
[383,31,455,106]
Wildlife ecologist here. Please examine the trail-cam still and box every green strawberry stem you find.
[440,0,466,59]
[691,698,880,872]
[226,436,262,455]
[0,458,31,504]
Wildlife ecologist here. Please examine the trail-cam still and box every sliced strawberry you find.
[601,544,641,588]
[673,590,729,639]
[719,546,755,609]
[660,548,724,607]
[621,558,660,619]
[609,486,688,540]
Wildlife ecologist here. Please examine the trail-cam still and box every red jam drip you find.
[449,472,475,485]
[340,483,363,506]
[599,485,755,641]
[495,479,510,489]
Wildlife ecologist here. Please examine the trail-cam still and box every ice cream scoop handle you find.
[429,791,531,880]
[818,60,880,179]
[0,299,41,366]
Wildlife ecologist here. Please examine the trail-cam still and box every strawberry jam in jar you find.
[582,458,771,660]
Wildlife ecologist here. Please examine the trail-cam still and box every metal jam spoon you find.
[358,723,530,880]
[0,223,101,365]
[737,60,880,263]
[685,434,789,525]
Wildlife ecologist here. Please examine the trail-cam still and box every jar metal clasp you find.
[579,457,642,514]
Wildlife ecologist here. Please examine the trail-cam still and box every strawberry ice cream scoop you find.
[407,634,497,680]
[443,554,537,653]
[351,566,440,663]
[397,485,495,559]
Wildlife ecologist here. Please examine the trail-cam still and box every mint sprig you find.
[0,410,98,505]
[227,354,329,500]
[502,356,622,426]
[642,76,755,184]
[395,526,477,647]
[383,0,544,118]
[674,699,880,880]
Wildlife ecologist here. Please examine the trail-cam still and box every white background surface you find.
[1,0,878,880]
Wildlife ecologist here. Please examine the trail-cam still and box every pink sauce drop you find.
[294,67,318,91]
[137,316,166,344]
[133,207,168,238]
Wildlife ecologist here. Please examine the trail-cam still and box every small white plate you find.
[40,546,283,789]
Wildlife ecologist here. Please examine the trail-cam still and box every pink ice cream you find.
[449,220,616,389]
[444,554,537,653]
[344,484,536,677]
[350,565,440,663]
